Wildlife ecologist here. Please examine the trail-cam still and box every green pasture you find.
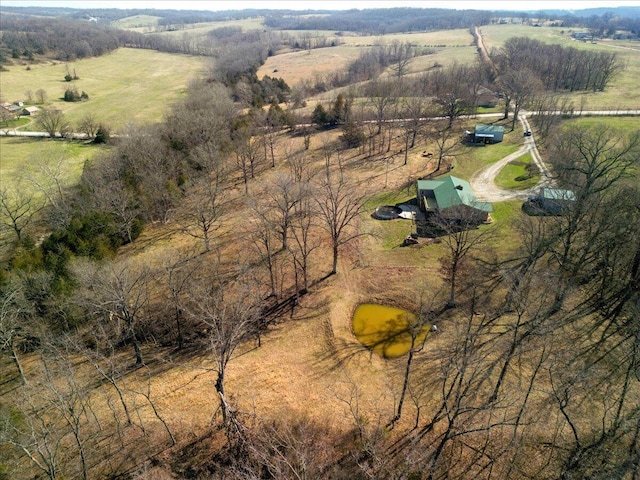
[484,199,526,253]
[494,153,540,190]
[0,118,30,130]
[565,115,640,132]
[364,189,416,250]
[0,137,103,191]
[0,48,205,132]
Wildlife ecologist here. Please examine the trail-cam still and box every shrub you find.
[93,124,110,144]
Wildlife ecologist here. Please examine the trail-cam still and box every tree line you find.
[0,16,122,62]
[492,36,624,92]
[264,8,494,34]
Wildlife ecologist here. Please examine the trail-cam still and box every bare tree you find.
[26,156,72,229]
[288,182,319,293]
[262,172,306,252]
[432,208,494,307]
[0,282,29,384]
[314,166,367,275]
[388,287,439,428]
[162,249,201,349]
[389,41,415,80]
[36,108,69,138]
[233,123,265,194]
[498,68,544,131]
[78,113,99,139]
[545,125,640,312]
[186,274,262,435]
[75,260,153,366]
[365,78,397,136]
[0,181,45,244]
[247,203,281,299]
[1,348,98,480]
[176,174,225,253]
[35,89,47,104]
[431,120,462,172]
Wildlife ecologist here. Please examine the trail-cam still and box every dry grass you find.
[258,28,476,87]
[258,45,365,86]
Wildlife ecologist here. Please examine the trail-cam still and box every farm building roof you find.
[539,188,576,201]
[417,176,493,213]
[474,124,504,138]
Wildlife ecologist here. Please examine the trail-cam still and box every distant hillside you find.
[264,8,494,34]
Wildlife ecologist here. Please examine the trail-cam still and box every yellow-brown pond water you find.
[352,303,430,358]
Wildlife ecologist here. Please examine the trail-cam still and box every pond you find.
[352,303,430,358]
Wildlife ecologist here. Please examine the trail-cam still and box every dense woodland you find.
[1,5,640,480]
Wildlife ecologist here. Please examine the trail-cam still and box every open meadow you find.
[0,48,205,132]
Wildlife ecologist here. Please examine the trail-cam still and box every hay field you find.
[0,48,205,131]
[257,45,365,86]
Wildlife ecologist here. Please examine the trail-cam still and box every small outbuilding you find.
[470,124,504,144]
[416,175,493,224]
[526,187,576,215]
[22,106,40,116]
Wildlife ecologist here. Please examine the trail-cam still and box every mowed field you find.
[0,48,205,131]
[0,137,103,184]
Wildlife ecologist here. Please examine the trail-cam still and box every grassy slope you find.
[0,48,205,132]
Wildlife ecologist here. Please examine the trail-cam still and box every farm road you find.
[469,109,640,202]
[470,111,553,202]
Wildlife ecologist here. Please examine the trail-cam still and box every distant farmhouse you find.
[572,31,595,41]
[22,106,40,116]
[0,102,38,119]
[467,124,504,144]
[416,175,493,224]
[476,87,500,108]
[526,188,576,215]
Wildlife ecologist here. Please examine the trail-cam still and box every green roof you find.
[417,176,493,212]
[540,188,576,201]
[475,124,504,136]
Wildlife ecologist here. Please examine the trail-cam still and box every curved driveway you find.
[470,112,553,202]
